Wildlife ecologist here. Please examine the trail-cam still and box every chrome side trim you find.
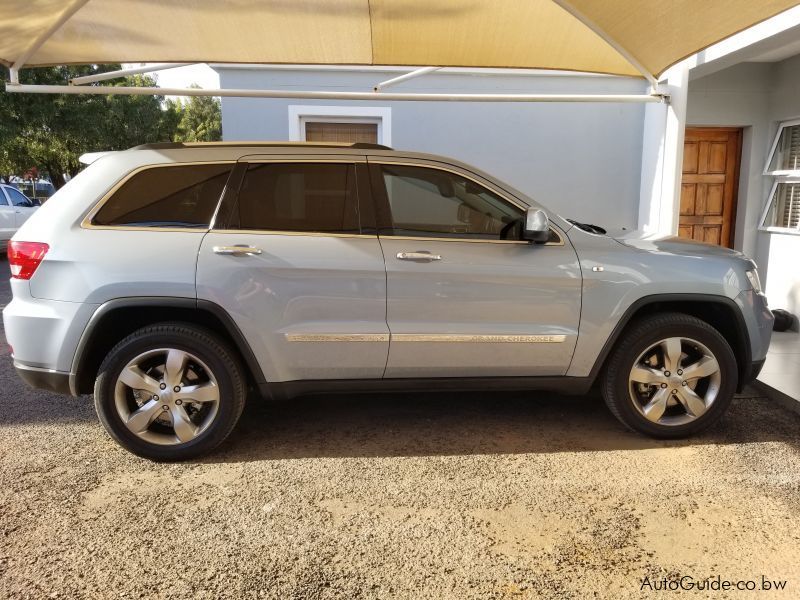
[368,159,565,246]
[392,334,567,343]
[285,333,566,343]
[285,333,390,342]
[81,160,237,231]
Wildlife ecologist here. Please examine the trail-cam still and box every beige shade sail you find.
[1,0,798,81]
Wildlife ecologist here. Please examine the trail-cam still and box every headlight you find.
[745,269,762,293]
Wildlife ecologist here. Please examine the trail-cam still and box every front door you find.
[369,160,582,378]
[196,158,389,383]
[680,127,742,247]
[4,186,37,228]
[0,188,16,241]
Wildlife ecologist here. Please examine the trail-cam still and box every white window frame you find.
[761,118,800,234]
[763,117,800,176]
[287,105,391,146]
[759,179,800,235]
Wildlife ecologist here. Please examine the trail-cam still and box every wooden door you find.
[680,128,742,247]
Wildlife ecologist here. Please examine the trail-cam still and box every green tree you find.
[169,88,222,142]
[1,65,180,188]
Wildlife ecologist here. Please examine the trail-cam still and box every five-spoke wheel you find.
[115,348,221,445]
[602,312,737,438]
[628,336,721,426]
[94,323,246,461]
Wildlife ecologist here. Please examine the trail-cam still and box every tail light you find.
[8,241,49,280]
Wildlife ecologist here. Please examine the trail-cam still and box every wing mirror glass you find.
[522,208,550,243]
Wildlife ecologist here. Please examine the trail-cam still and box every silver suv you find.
[3,142,773,460]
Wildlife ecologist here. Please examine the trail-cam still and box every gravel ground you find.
[1,260,799,599]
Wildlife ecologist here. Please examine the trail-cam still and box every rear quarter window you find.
[92,163,232,228]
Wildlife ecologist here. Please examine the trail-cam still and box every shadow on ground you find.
[202,387,800,463]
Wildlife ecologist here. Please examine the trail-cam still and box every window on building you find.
[762,181,800,232]
[761,121,800,234]
[230,162,360,233]
[304,121,378,144]
[93,163,232,228]
[766,122,800,175]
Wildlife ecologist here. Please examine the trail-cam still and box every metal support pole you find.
[374,67,441,92]
[550,0,658,86]
[70,63,194,85]
[4,83,667,103]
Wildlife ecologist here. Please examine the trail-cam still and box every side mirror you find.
[522,208,550,243]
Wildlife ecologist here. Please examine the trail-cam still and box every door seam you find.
[375,234,392,379]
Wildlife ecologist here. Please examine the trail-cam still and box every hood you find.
[613,231,746,260]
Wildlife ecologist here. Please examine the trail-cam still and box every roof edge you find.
[129,141,393,151]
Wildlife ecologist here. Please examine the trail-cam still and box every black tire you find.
[601,312,738,439]
[94,322,246,461]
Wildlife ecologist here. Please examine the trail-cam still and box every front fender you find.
[566,230,752,380]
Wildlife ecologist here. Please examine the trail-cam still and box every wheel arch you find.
[71,298,267,396]
[589,294,751,392]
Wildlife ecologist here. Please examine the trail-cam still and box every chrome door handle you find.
[213,245,262,256]
[396,251,442,261]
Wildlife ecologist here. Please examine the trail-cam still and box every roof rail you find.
[129,141,393,151]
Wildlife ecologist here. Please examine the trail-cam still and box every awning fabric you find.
[1,0,798,80]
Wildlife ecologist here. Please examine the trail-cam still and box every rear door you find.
[5,186,37,228]
[196,156,389,383]
[370,159,582,378]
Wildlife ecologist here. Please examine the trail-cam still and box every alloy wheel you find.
[628,336,722,427]
[113,348,220,445]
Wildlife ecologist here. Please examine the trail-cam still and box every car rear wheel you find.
[602,312,738,438]
[94,323,246,460]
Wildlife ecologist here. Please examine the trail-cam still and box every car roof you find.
[118,141,485,172]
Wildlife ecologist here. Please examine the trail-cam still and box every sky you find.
[122,63,220,101]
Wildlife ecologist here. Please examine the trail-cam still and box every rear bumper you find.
[14,362,72,395]
[2,281,98,373]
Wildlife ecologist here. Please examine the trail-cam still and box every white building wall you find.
[687,56,800,316]
[686,62,773,269]
[216,67,648,232]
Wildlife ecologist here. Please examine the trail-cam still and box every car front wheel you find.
[602,312,738,438]
[94,323,246,461]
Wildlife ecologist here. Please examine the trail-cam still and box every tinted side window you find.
[380,165,524,240]
[93,164,232,227]
[6,187,33,207]
[231,163,359,233]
